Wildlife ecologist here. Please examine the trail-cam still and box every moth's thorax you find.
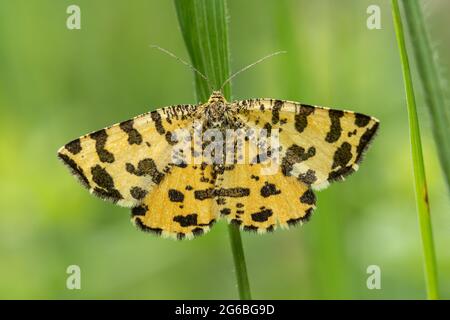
[204,91,235,129]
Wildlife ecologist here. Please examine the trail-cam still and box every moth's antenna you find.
[220,51,287,91]
[150,45,215,92]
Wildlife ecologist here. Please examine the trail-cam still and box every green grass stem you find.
[174,0,252,300]
[391,0,439,300]
[401,0,450,192]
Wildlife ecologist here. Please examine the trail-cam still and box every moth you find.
[58,91,379,240]
[57,51,379,240]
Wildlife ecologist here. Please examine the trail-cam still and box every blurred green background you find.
[0,0,449,299]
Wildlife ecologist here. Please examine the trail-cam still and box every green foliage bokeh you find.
[0,0,449,299]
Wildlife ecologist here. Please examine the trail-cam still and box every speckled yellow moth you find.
[58,89,379,240]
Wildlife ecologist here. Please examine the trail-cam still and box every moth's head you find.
[207,91,227,104]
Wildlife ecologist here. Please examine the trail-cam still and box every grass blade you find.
[391,0,439,299]
[174,0,252,300]
[401,0,450,192]
[174,0,231,102]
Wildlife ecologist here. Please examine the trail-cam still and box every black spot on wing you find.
[251,208,273,222]
[271,100,283,124]
[90,129,115,163]
[91,165,115,189]
[194,187,250,200]
[151,111,165,135]
[231,219,242,226]
[327,122,379,182]
[300,189,316,205]
[131,205,148,216]
[263,122,272,136]
[298,169,317,185]
[355,113,371,127]
[119,119,143,145]
[286,207,313,226]
[92,187,123,202]
[165,131,178,146]
[216,197,226,205]
[126,158,164,185]
[90,165,123,201]
[130,186,147,200]
[294,104,315,134]
[198,219,216,227]
[325,110,344,143]
[58,153,90,188]
[65,139,82,155]
[281,144,316,176]
[134,217,163,235]
[220,208,231,216]
[174,161,188,169]
[192,227,204,237]
[168,189,184,202]
[243,225,259,232]
[260,182,281,197]
[217,187,250,197]
[173,214,198,227]
[328,166,355,182]
[194,188,214,200]
[332,142,353,169]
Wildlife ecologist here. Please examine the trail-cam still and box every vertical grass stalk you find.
[174,0,252,300]
[401,0,450,192]
[391,0,439,299]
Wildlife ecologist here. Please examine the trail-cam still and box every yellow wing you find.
[213,163,315,233]
[131,164,217,240]
[234,98,379,190]
[57,104,199,207]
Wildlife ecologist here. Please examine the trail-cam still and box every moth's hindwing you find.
[214,162,315,233]
[131,164,217,240]
[234,99,379,190]
[57,104,199,207]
